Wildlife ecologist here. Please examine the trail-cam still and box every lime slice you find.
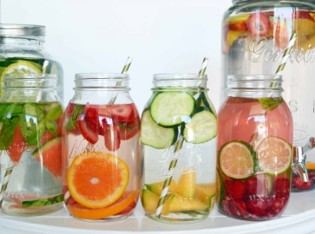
[256,136,292,174]
[1,60,42,80]
[219,141,255,179]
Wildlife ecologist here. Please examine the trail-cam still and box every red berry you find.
[246,196,271,217]
[292,175,313,190]
[222,199,247,218]
[247,12,270,36]
[268,196,288,216]
[245,174,272,197]
[225,180,245,200]
[307,170,315,181]
[84,106,100,133]
[275,177,290,196]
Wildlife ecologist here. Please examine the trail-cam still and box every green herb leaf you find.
[66,105,84,131]
[258,97,283,110]
[22,194,63,208]
[0,117,19,150]
[45,104,63,121]
[46,120,57,136]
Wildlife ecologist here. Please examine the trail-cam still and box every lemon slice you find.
[1,60,42,80]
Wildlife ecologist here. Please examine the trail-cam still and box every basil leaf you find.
[46,104,63,121]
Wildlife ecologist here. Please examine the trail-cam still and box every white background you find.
[1,0,231,112]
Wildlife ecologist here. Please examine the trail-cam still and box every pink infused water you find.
[217,75,293,221]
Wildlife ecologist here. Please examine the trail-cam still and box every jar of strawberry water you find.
[222,0,315,191]
[62,73,141,220]
[217,75,293,220]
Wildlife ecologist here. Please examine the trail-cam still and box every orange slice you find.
[67,151,129,209]
[219,141,255,179]
[256,136,292,174]
[67,191,138,220]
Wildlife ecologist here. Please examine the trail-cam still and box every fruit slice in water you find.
[150,92,195,127]
[256,136,292,174]
[1,60,42,80]
[146,180,177,195]
[7,124,26,163]
[219,141,255,179]
[67,152,129,209]
[32,137,62,177]
[183,110,217,144]
[67,191,138,220]
[176,169,196,197]
[141,110,177,149]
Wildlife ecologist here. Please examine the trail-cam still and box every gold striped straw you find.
[155,57,209,217]
[0,165,13,207]
[108,57,133,104]
[271,32,296,88]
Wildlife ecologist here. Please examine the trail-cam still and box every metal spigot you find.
[292,137,315,182]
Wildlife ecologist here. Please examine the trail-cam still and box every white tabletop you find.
[1,191,315,234]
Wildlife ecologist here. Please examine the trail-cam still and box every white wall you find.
[1,0,231,112]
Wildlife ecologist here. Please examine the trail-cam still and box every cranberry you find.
[275,177,290,196]
[246,196,271,217]
[222,199,247,218]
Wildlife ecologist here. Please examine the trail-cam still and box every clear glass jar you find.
[222,0,315,191]
[62,73,141,221]
[217,75,293,220]
[0,24,63,100]
[140,74,217,223]
[0,74,64,216]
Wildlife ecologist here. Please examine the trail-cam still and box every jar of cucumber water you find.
[0,24,63,99]
[140,74,217,223]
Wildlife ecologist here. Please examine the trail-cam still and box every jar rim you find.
[75,73,129,80]
[0,24,45,40]
[153,73,207,80]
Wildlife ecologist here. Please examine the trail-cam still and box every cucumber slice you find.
[150,92,195,127]
[141,110,177,149]
[183,110,217,144]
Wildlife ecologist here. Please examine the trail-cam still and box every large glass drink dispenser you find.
[222,0,315,190]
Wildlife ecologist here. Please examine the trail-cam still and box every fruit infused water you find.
[222,2,315,191]
[62,74,141,220]
[0,75,63,215]
[217,75,293,221]
[141,74,217,223]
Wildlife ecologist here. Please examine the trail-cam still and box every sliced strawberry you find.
[293,10,315,22]
[106,104,134,124]
[247,12,270,36]
[102,118,121,151]
[225,179,245,200]
[118,123,140,141]
[7,125,26,163]
[275,19,289,49]
[84,106,100,133]
[78,117,98,144]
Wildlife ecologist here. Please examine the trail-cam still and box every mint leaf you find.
[46,104,63,121]
[45,120,57,136]
[66,105,84,131]
[0,117,19,150]
[22,194,63,207]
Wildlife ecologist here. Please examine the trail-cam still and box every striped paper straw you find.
[155,57,208,217]
[108,57,133,104]
[271,32,297,88]
[0,166,14,207]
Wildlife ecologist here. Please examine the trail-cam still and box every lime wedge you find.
[1,60,42,79]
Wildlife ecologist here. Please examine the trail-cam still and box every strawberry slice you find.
[247,12,270,36]
[105,104,134,124]
[8,125,26,163]
[118,122,140,141]
[84,106,100,133]
[78,117,98,144]
[275,19,289,49]
[102,118,121,151]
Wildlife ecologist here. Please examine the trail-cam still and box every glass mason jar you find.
[0,24,63,100]
[222,0,315,191]
[217,75,293,221]
[62,73,141,220]
[0,75,64,216]
[140,74,217,223]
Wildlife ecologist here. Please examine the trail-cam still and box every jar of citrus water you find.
[141,74,217,223]
[217,74,293,221]
[222,0,315,192]
[0,74,63,216]
[0,24,63,99]
[62,73,141,220]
